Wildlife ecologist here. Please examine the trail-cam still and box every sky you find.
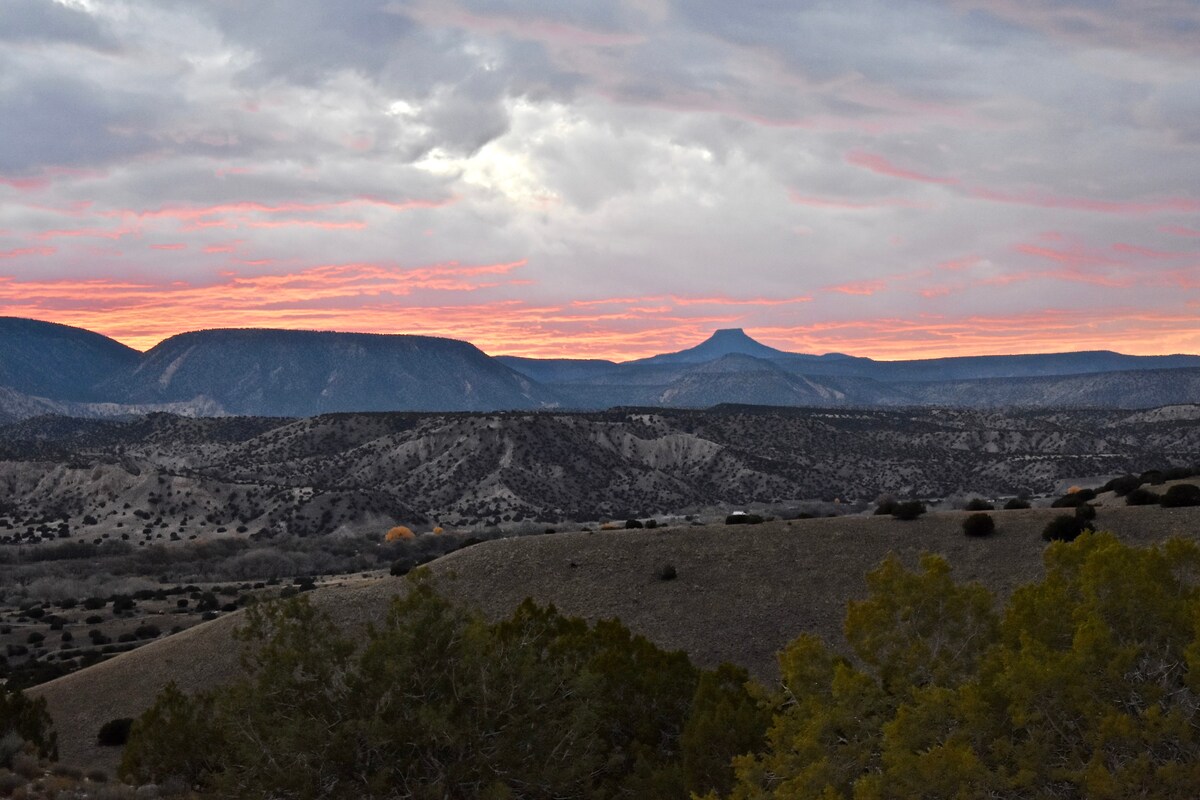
[1,0,1199,360]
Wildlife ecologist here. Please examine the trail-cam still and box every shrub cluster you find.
[0,687,57,768]
[728,533,1200,799]
[1051,488,1096,508]
[1126,487,1160,506]
[96,718,134,747]
[891,501,926,521]
[1042,507,1096,542]
[962,513,995,537]
[725,513,764,525]
[121,578,769,799]
[1161,484,1200,508]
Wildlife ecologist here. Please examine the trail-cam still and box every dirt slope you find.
[30,505,1200,773]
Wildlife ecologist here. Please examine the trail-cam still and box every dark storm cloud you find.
[169,0,419,84]
[0,70,160,173]
[0,0,118,50]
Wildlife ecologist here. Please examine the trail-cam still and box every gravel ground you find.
[29,504,1200,774]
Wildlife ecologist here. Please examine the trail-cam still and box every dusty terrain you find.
[27,503,1200,774]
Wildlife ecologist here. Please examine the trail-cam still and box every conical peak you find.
[709,328,751,340]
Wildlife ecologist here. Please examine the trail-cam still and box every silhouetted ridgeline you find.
[3,317,1200,419]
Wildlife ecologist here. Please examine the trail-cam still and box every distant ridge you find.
[2,317,1200,418]
[104,328,558,416]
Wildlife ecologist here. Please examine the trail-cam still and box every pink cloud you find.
[0,167,104,193]
[1014,243,1122,267]
[937,256,980,271]
[825,279,888,296]
[845,150,958,185]
[1112,243,1196,259]
[0,176,49,192]
[150,243,186,251]
[0,246,56,259]
[36,226,139,241]
[968,186,1200,215]
[788,191,926,210]
[1161,225,1200,238]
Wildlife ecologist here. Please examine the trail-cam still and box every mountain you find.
[847,351,1200,382]
[493,356,619,384]
[104,329,559,416]
[629,328,794,365]
[0,317,139,401]
[502,329,1200,409]
[654,355,845,407]
[605,354,911,408]
[3,317,1200,417]
[899,367,1200,408]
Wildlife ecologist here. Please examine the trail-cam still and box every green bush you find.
[727,533,1200,799]
[1101,474,1142,496]
[1126,488,1160,506]
[1003,498,1031,510]
[1051,489,1096,508]
[1074,503,1097,522]
[725,514,764,525]
[1160,484,1200,508]
[624,519,644,529]
[963,498,994,512]
[97,718,134,747]
[891,501,926,521]
[122,580,767,798]
[1042,514,1091,542]
[0,689,57,767]
[962,513,995,537]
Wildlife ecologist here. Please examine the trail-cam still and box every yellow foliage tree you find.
[727,533,1200,799]
[385,526,414,542]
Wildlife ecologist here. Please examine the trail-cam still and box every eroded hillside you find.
[0,406,1197,541]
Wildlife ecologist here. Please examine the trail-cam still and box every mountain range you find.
[2,316,1199,420]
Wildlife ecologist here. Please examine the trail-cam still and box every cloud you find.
[0,0,1197,359]
[0,0,118,50]
[845,150,958,185]
[0,72,163,174]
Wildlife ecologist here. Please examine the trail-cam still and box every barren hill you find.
[2,406,1199,536]
[29,504,1200,773]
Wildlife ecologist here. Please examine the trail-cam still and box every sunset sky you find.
[2,1,1199,360]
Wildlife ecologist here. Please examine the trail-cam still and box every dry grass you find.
[28,504,1200,774]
